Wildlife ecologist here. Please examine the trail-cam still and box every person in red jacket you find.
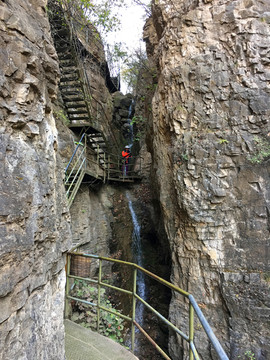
[122,146,131,176]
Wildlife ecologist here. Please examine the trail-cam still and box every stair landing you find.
[65,319,139,360]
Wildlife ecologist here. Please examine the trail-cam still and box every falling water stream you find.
[126,191,146,327]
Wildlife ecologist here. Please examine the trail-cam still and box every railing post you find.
[64,254,71,318]
[131,266,137,353]
[97,259,102,333]
[84,135,87,169]
[108,155,110,180]
[189,303,194,360]
[104,153,106,182]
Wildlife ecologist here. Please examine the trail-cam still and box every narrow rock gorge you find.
[0,0,269,360]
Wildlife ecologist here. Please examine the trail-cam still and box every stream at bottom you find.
[124,190,171,359]
[126,191,146,329]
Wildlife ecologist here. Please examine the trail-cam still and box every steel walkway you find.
[65,320,138,360]
[48,3,141,207]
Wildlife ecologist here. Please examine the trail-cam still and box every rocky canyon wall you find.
[145,0,270,359]
[0,0,71,359]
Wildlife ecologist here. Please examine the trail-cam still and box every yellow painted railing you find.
[65,251,229,360]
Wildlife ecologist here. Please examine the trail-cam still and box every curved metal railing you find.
[65,251,229,360]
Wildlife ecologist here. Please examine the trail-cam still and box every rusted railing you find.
[65,251,229,360]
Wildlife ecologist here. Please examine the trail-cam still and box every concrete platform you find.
[65,319,139,360]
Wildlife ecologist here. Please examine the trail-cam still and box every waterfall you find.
[126,191,146,326]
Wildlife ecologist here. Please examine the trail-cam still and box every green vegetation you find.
[54,109,70,125]
[249,136,270,164]
[131,116,146,142]
[51,0,152,85]
[131,115,146,126]
[219,138,229,144]
[70,279,125,344]
[55,0,124,35]
[263,272,270,282]
[121,47,157,93]
[181,154,188,161]
[238,350,256,360]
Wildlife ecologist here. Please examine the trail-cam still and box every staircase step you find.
[89,139,106,144]
[67,110,89,115]
[89,141,105,146]
[55,39,70,48]
[60,76,80,82]
[59,61,77,67]
[56,45,73,52]
[69,116,90,121]
[61,90,83,96]
[64,97,85,103]
[58,53,73,61]
[65,103,87,109]
[69,121,92,127]
[88,133,104,138]
[56,49,73,57]
[59,83,82,88]
[90,144,106,149]
[61,69,80,75]
[89,142,106,146]
[56,28,69,37]
[60,82,82,88]
[90,137,105,141]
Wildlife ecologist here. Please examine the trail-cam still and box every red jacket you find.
[122,150,130,162]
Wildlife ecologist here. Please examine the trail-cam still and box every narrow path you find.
[65,320,139,360]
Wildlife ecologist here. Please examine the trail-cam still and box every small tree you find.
[121,47,154,94]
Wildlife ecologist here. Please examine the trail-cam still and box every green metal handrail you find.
[64,135,142,205]
[65,251,229,360]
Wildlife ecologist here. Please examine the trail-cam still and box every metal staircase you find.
[64,134,87,208]
[48,2,141,207]
[64,133,141,207]
[49,1,106,143]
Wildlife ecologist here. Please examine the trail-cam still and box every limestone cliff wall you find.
[0,0,71,359]
[145,0,270,359]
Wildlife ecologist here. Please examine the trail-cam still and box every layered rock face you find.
[0,0,71,359]
[145,0,270,358]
